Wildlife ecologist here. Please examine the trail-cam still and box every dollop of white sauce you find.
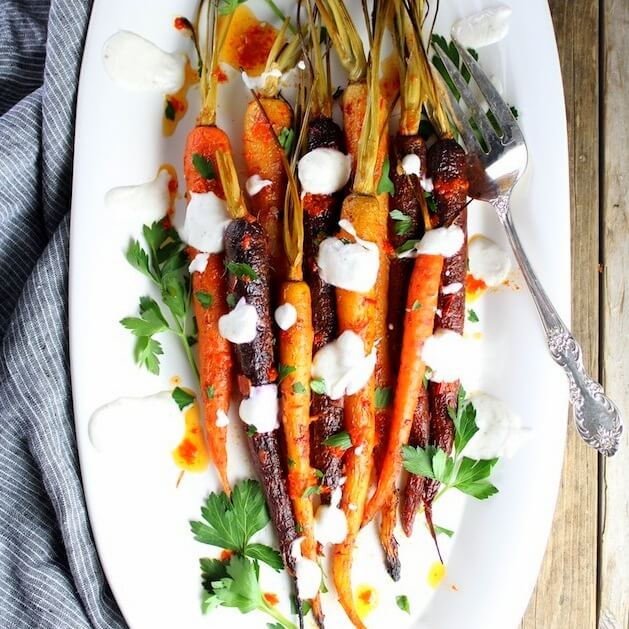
[468,235,511,287]
[290,538,322,600]
[218,298,258,344]
[245,174,272,197]
[317,219,380,292]
[239,384,279,433]
[398,225,464,259]
[314,487,348,546]
[464,392,531,459]
[451,5,512,49]
[274,303,297,331]
[298,148,352,195]
[442,282,463,295]
[188,252,209,274]
[421,177,434,192]
[179,191,231,254]
[102,31,185,92]
[215,409,230,428]
[241,68,282,91]
[311,330,376,400]
[105,169,172,225]
[89,392,183,454]
[421,329,468,383]
[400,153,421,177]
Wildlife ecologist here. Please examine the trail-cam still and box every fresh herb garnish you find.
[277,127,295,155]
[377,155,395,195]
[218,0,247,16]
[375,386,393,409]
[225,261,258,281]
[302,485,321,498]
[206,385,216,399]
[467,308,479,322]
[402,387,499,501]
[191,480,283,571]
[226,292,237,308]
[389,209,412,236]
[121,221,197,377]
[396,595,410,614]
[396,239,420,256]
[246,424,257,437]
[412,300,422,311]
[192,153,215,180]
[278,364,296,383]
[165,99,176,121]
[434,525,454,538]
[323,431,352,450]
[172,387,195,410]
[196,291,213,309]
[292,382,306,394]
[310,378,326,395]
[424,191,438,214]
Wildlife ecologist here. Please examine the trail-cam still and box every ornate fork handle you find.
[494,196,623,456]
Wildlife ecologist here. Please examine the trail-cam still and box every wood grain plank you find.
[521,0,600,627]
[599,0,629,626]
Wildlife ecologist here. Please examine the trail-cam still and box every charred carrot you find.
[317,2,390,625]
[182,6,236,493]
[362,253,443,525]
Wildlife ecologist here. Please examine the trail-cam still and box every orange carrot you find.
[242,97,293,277]
[183,126,235,495]
[362,253,443,525]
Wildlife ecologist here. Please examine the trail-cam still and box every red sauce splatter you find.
[466,273,487,299]
[234,24,276,73]
[176,438,197,465]
[263,592,279,606]
[174,16,193,32]
[212,66,228,83]
[220,549,233,562]
[359,588,373,605]
[167,178,178,194]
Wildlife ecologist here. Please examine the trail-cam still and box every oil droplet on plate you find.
[427,561,447,589]
[171,395,209,472]
[355,584,378,619]
[466,273,487,302]
[170,375,182,387]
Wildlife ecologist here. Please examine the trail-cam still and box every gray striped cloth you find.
[0,1,125,627]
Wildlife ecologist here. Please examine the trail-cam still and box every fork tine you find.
[430,46,486,156]
[451,40,523,145]
[431,43,502,153]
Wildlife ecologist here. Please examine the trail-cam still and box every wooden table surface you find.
[521,1,628,628]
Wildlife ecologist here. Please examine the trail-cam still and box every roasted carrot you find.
[318,2,390,624]
[182,5,236,494]
[362,253,443,525]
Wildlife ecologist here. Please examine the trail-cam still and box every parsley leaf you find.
[310,378,326,395]
[402,444,439,479]
[278,364,296,383]
[412,300,422,311]
[389,209,412,236]
[323,431,352,450]
[434,525,455,537]
[246,424,257,437]
[192,153,215,180]
[225,261,258,281]
[196,291,213,308]
[172,387,195,410]
[125,240,155,282]
[226,292,237,308]
[375,386,392,409]
[396,595,410,614]
[277,127,295,155]
[165,99,176,121]
[377,156,395,195]
[302,485,321,498]
[292,382,306,394]
[467,308,479,322]
[396,239,420,256]
[206,385,215,399]
[219,0,248,16]
[132,336,163,374]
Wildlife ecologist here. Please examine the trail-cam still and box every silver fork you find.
[432,40,622,456]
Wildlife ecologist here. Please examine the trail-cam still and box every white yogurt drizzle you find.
[314,487,348,546]
[179,191,231,254]
[188,252,209,274]
[400,153,421,177]
[239,384,279,433]
[290,538,322,600]
[451,5,512,49]
[215,409,230,428]
[311,330,376,400]
[316,219,380,292]
[245,174,273,197]
[421,329,468,383]
[218,298,258,344]
[442,282,463,295]
[274,303,297,331]
[398,225,464,259]
[468,235,511,287]
[298,148,352,195]
[102,31,186,92]
[88,392,183,455]
[105,169,172,226]
[464,392,531,459]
